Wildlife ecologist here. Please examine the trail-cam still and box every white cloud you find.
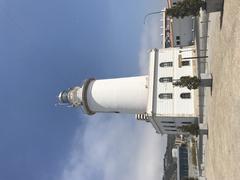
[138,15,164,74]
[61,114,167,180]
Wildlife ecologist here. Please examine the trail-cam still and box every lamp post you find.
[144,10,165,24]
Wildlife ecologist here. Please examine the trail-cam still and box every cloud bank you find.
[138,16,163,74]
[61,114,167,180]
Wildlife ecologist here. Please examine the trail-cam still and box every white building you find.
[163,0,195,48]
[139,47,198,134]
[58,46,198,135]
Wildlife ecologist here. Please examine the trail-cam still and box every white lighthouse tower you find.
[58,76,149,114]
[58,47,198,134]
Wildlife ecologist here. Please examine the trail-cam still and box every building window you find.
[160,62,173,67]
[159,93,173,99]
[159,77,173,83]
[182,60,190,66]
[163,125,176,128]
[182,121,192,125]
[176,36,181,46]
[161,121,175,124]
[180,93,191,99]
[166,129,177,132]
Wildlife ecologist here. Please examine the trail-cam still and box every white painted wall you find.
[173,48,194,115]
[146,47,197,134]
[173,16,194,47]
[85,76,149,113]
[153,116,197,134]
[155,47,195,116]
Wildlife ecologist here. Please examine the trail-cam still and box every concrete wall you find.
[173,16,194,47]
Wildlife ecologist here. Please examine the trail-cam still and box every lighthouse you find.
[58,76,149,114]
[58,48,198,134]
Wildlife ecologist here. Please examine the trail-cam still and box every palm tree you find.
[173,75,212,90]
[173,76,200,90]
[166,0,206,18]
[178,124,200,136]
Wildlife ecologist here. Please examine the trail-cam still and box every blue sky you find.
[0,0,167,180]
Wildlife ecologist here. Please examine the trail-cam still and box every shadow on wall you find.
[206,0,225,29]
[206,0,224,13]
[219,0,224,29]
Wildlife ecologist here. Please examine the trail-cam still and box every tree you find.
[173,76,200,90]
[166,0,206,18]
[178,124,200,136]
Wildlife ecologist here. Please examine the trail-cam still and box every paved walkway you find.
[194,8,209,177]
[205,0,240,179]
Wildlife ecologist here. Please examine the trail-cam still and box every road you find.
[205,0,240,179]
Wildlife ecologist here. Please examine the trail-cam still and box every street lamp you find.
[144,10,165,24]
